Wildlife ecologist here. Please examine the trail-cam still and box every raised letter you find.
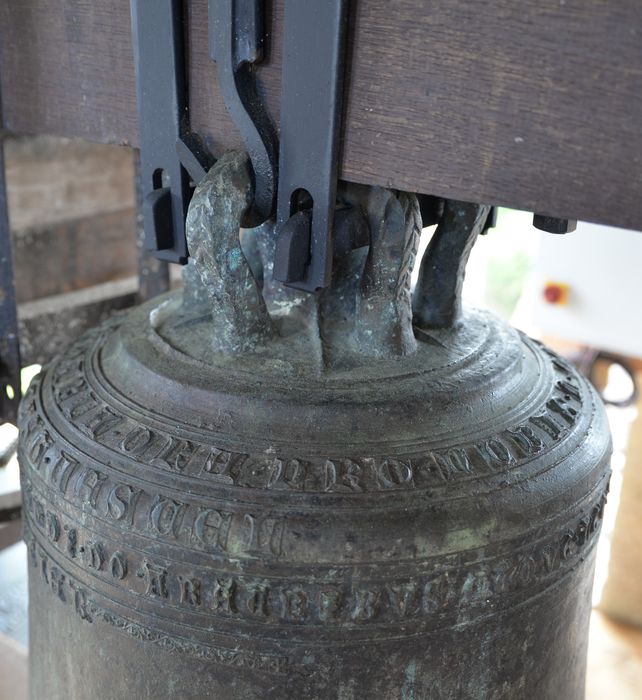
[178,576,202,606]
[193,508,231,550]
[386,582,417,618]
[107,483,142,524]
[109,552,128,580]
[211,578,237,613]
[143,560,168,598]
[149,495,187,538]
[351,589,380,621]
[246,585,269,617]
[74,468,107,509]
[280,589,307,621]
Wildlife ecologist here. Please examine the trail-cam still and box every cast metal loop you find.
[185,151,273,352]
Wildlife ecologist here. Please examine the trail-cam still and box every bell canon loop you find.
[19,153,611,699]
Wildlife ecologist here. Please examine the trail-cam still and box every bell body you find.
[19,297,610,699]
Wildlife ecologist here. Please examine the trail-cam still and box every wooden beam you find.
[1,1,641,230]
[17,278,139,366]
[12,209,137,303]
[4,136,135,231]
[0,2,138,146]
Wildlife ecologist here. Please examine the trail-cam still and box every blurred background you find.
[0,136,641,699]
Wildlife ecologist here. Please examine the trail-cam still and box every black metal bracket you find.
[209,0,278,224]
[133,3,504,299]
[131,0,214,265]
[0,139,21,425]
[273,0,349,292]
[134,0,349,292]
[209,0,349,291]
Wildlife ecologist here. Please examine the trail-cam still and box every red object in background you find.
[543,281,570,305]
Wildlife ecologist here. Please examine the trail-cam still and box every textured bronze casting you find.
[19,153,611,699]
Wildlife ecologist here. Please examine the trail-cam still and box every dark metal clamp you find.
[210,0,350,292]
[209,0,278,224]
[271,0,349,292]
[133,0,350,291]
[129,3,516,295]
[131,0,215,264]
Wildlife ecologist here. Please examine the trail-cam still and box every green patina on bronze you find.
[20,153,611,699]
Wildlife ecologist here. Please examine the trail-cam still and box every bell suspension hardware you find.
[185,151,273,352]
[133,0,501,294]
[132,1,577,287]
[413,200,491,330]
[209,0,350,292]
[533,213,578,234]
[131,0,215,264]
[135,0,350,283]
[272,0,350,292]
[209,0,278,225]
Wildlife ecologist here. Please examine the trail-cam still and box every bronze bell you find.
[18,153,611,699]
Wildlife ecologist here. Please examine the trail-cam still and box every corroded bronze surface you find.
[19,154,611,699]
[19,305,611,698]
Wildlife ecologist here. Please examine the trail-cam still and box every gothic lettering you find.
[74,468,108,509]
[149,496,187,538]
[211,578,237,613]
[351,589,379,621]
[85,541,106,571]
[143,560,168,598]
[243,514,285,556]
[46,512,61,542]
[150,437,198,472]
[109,552,128,580]
[547,397,577,427]
[504,425,543,457]
[107,483,142,524]
[80,406,126,439]
[48,452,80,495]
[386,583,417,618]
[378,460,413,488]
[474,439,514,469]
[120,427,154,456]
[318,587,342,621]
[49,566,66,601]
[69,582,93,622]
[280,589,307,621]
[193,508,231,550]
[178,576,202,606]
[66,527,79,559]
[246,585,269,617]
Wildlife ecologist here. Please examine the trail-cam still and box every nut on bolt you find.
[533,214,577,234]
